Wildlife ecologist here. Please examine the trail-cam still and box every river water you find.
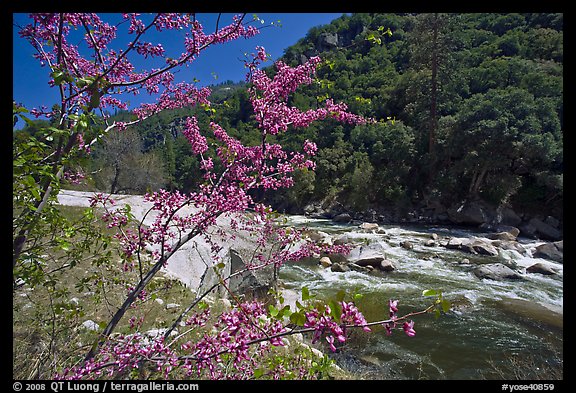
[278,216,563,380]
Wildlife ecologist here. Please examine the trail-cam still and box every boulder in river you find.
[496,298,563,329]
[359,222,380,232]
[400,240,414,250]
[379,259,396,272]
[486,230,518,242]
[473,263,523,281]
[331,263,350,273]
[333,213,352,223]
[354,256,384,268]
[445,237,498,257]
[526,262,558,276]
[532,241,563,263]
[319,256,332,268]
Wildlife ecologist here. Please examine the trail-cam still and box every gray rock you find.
[447,201,494,225]
[319,256,332,268]
[544,216,560,228]
[500,207,522,227]
[354,256,385,268]
[333,213,352,223]
[486,231,518,241]
[228,249,275,298]
[473,263,523,281]
[400,240,414,250]
[555,240,564,252]
[528,218,562,241]
[330,263,350,273]
[334,234,356,246]
[469,239,499,256]
[424,239,436,247]
[146,328,178,338]
[348,263,371,273]
[445,237,498,257]
[491,240,526,254]
[306,230,333,245]
[533,242,563,263]
[318,32,339,48]
[82,320,101,331]
[526,263,557,276]
[379,259,396,272]
[359,222,380,232]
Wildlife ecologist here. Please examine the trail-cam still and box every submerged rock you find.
[496,298,563,329]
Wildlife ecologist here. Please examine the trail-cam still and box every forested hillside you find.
[28,13,563,232]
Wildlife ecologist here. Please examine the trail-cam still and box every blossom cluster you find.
[56,333,179,380]
[181,301,287,379]
[247,55,374,137]
[18,13,260,124]
[383,299,416,337]
[304,301,371,353]
[63,169,86,185]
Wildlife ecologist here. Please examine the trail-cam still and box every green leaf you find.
[441,299,451,313]
[422,289,440,297]
[52,70,65,85]
[335,289,346,302]
[30,186,41,201]
[268,304,279,317]
[301,286,311,301]
[329,300,342,322]
[280,305,292,318]
[290,311,306,326]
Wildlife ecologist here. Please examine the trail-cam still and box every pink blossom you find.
[181,116,208,155]
[403,320,416,337]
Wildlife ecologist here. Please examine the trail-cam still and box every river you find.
[278,216,563,380]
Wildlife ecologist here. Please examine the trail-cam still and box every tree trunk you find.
[110,162,120,194]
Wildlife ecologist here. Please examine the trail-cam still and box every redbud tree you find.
[13,13,446,379]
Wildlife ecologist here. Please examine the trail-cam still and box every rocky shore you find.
[303,198,563,242]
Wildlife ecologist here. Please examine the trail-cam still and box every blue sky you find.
[13,13,346,125]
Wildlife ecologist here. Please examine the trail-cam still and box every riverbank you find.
[302,197,563,242]
[279,215,563,379]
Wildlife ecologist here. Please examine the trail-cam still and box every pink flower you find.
[326,335,337,352]
[389,299,399,315]
[403,320,416,337]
